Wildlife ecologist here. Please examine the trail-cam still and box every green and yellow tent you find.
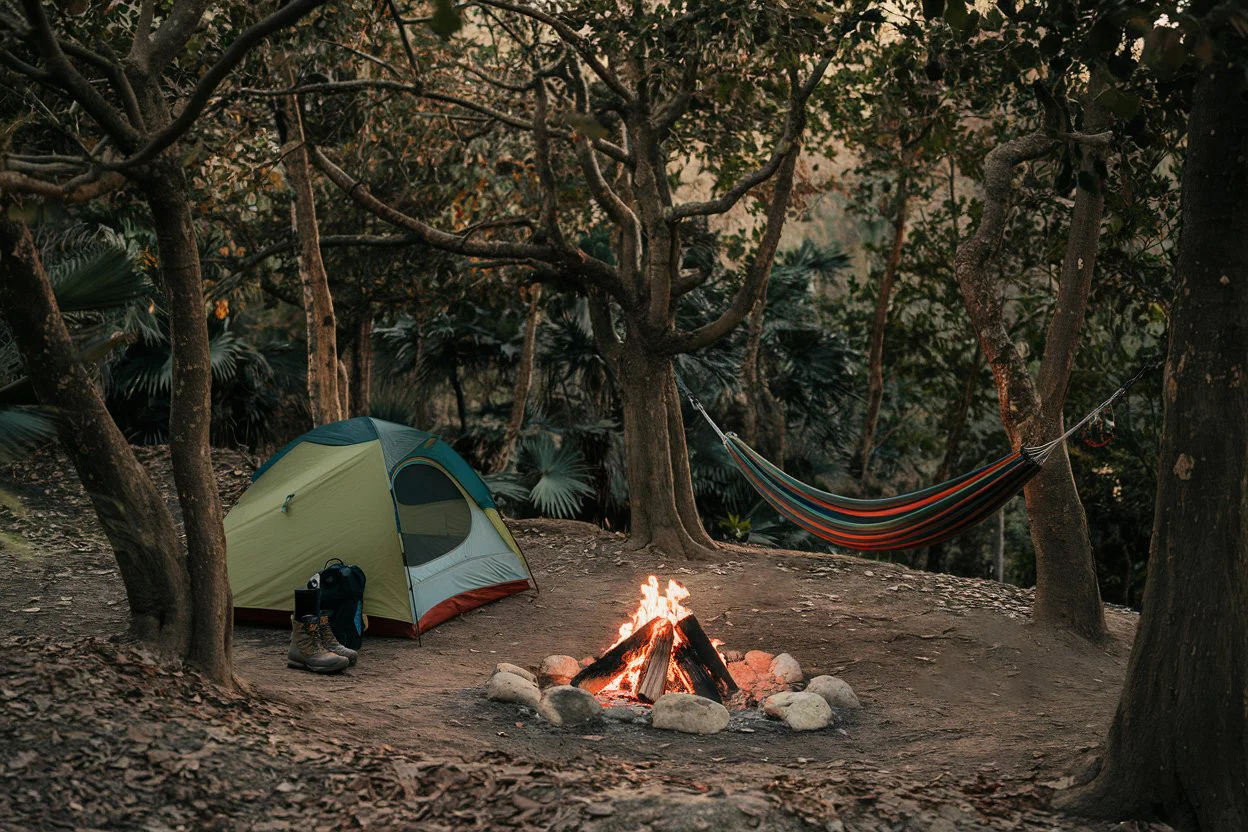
[225,417,533,636]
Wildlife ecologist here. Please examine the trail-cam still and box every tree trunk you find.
[741,284,785,463]
[349,312,373,417]
[0,214,193,656]
[954,119,1108,641]
[141,173,233,685]
[492,284,542,473]
[617,336,716,558]
[279,63,342,427]
[854,172,911,483]
[1057,63,1248,832]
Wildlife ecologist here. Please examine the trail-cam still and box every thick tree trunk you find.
[279,64,342,427]
[349,313,373,417]
[854,174,910,483]
[1057,63,1248,832]
[142,174,233,685]
[492,284,542,473]
[617,338,716,558]
[0,215,193,655]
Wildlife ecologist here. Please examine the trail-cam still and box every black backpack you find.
[316,559,367,650]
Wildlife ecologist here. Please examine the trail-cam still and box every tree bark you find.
[492,284,542,473]
[141,173,233,684]
[617,335,716,558]
[1056,62,1248,832]
[279,62,343,427]
[0,214,193,656]
[854,170,911,483]
[953,114,1110,640]
[349,312,373,417]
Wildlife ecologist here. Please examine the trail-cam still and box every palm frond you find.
[49,246,150,313]
[0,406,56,463]
[517,435,594,519]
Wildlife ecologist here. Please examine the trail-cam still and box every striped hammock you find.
[683,368,1150,552]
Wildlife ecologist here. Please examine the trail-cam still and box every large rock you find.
[805,675,860,710]
[494,662,536,685]
[540,655,582,685]
[743,650,774,675]
[486,671,540,708]
[650,693,730,735]
[538,685,602,727]
[769,653,803,685]
[763,691,832,731]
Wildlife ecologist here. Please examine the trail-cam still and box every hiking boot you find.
[287,615,349,674]
[318,614,358,666]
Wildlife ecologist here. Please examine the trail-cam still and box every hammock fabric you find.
[682,366,1152,552]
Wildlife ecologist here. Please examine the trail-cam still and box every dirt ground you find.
[0,447,1162,831]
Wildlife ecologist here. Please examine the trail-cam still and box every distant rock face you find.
[538,685,602,727]
[763,691,832,731]
[769,653,803,685]
[540,655,582,686]
[486,671,540,708]
[650,693,730,735]
[494,663,536,685]
[805,675,860,710]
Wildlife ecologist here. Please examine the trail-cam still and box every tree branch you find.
[108,0,330,172]
[147,0,215,73]
[472,0,634,105]
[0,168,127,202]
[308,146,624,297]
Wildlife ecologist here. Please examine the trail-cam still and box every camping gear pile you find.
[286,561,365,675]
[225,417,534,640]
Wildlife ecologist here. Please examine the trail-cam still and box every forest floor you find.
[0,446,1171,831]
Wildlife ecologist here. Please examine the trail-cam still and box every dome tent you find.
[226,417,533,636]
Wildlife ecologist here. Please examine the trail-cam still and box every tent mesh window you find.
[393,462,472,566]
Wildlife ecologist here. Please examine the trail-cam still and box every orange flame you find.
[599,576,694,699]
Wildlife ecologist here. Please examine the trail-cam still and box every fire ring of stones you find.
[483,576,860,735]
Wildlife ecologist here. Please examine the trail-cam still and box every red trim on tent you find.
[417,579,533,633]
[233,579,533,639]
[233,607,418,638]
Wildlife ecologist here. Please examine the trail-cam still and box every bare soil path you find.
[0,448,1163,831]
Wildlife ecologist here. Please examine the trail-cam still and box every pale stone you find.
[581,656,595,667]
[538,685,602,727]
[763,691,832,731]
[494,662,536,684]
[769,653,803,684]
[743,650,774,674]
[485,671,540,708]
[540,655,582,685]
[805,675,860,710]
[651,693,730,734]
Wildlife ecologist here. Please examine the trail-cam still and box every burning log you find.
[571,617,660,695]
[636,620,673,703]
[676,615,738,698]
[674,641,722,704]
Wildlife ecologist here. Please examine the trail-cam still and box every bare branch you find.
[663,147,800,355]
[670,55,831,219]
[108,0,330,172]
[531,77,566,248]
[127,0,155,66]
[0,167,127,202]
[472,0,634,104]
[147,0,215,72]
[239,78,632,164]
[308,147,623,297]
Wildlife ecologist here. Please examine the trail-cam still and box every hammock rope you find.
[677,363,1156,552]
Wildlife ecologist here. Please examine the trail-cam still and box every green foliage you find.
[0,407,56,463]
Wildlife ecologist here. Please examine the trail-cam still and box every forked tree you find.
[301,0,876,557]
[0,0,328,682]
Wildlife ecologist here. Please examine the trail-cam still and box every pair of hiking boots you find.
[288,613,358,673]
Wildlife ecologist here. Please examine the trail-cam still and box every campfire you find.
[570,576,739,705]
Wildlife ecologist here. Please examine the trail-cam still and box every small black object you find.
[293,587,321,620]
[317,560,366,650]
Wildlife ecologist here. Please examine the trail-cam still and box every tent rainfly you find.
[226,417,533,636]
